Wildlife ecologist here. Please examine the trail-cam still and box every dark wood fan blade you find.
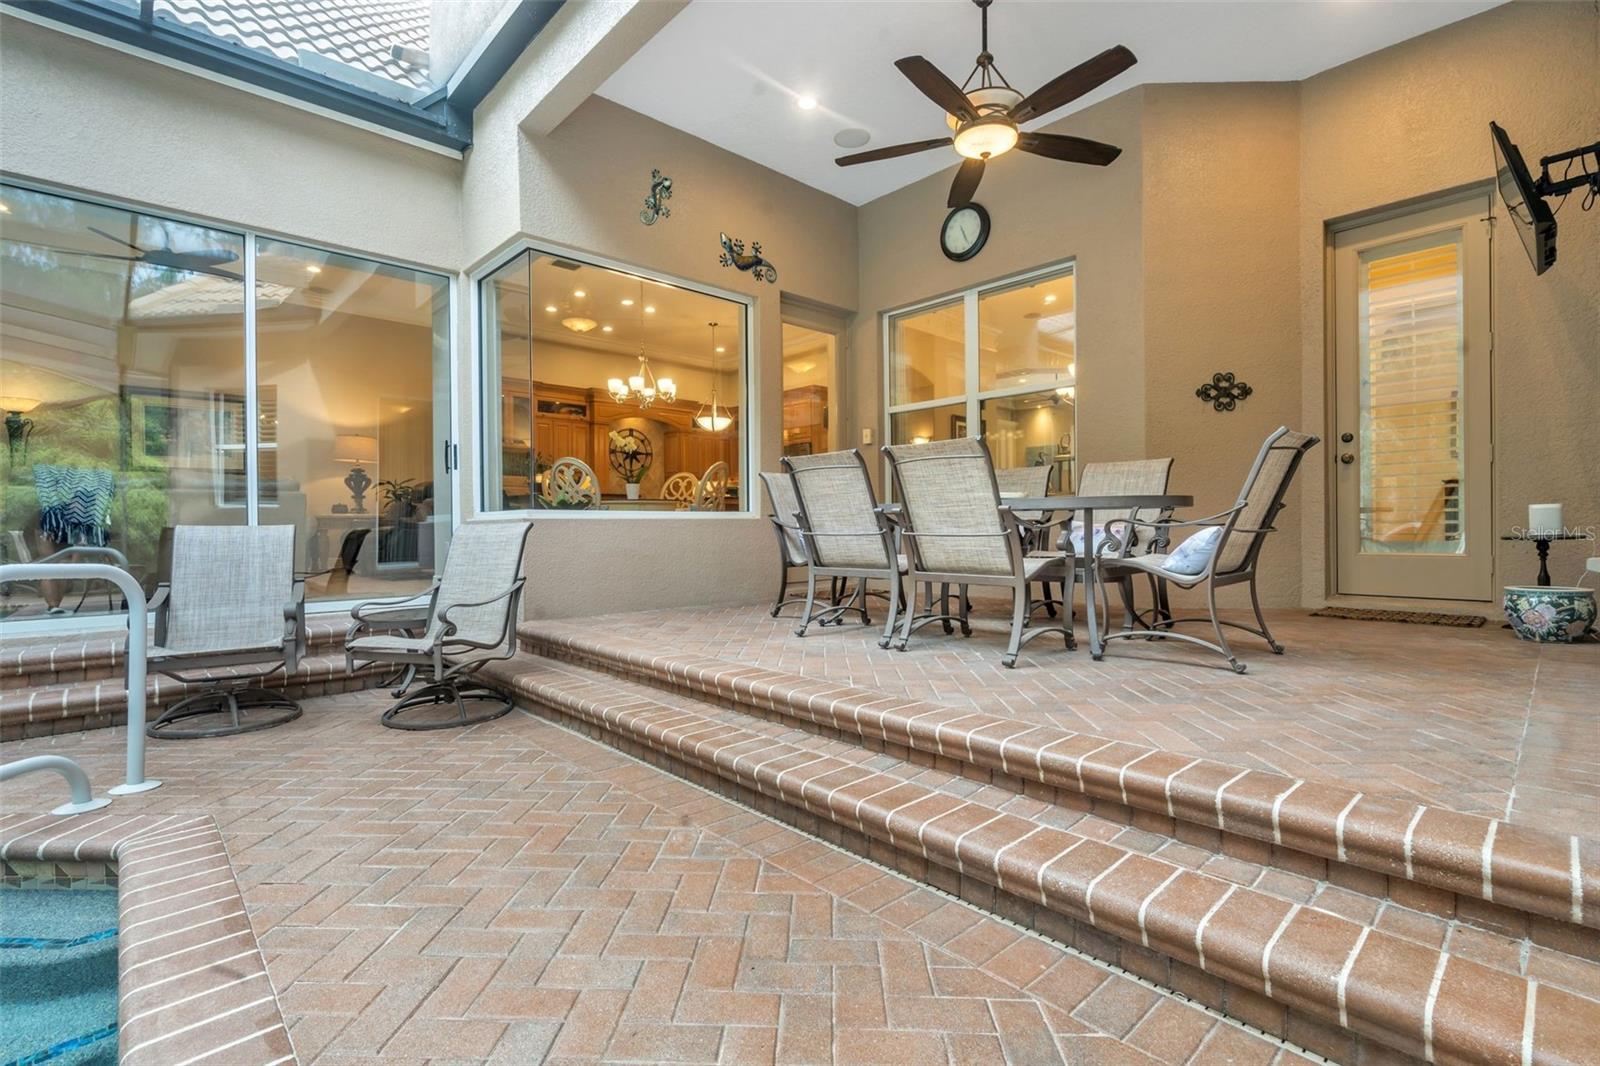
[948,157,985,208]
[1010,45,1137,123]
[1017,133,1122,166]
[86,226,147,254]
[895,56,979,122]
[835,137,953,166]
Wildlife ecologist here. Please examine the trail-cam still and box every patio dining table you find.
[1010,494,1193,658]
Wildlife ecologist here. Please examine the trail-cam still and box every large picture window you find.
[480,248,749,513]
[0,182,452,625]
[885,263,1076,492]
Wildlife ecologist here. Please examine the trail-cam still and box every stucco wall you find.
[463,66,860,619]
[1297,0,1600,603]
[0,15,464,272]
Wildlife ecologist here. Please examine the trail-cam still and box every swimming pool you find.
[0,884,119,1066]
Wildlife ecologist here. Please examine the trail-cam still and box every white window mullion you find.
[243,234,260,525]
[963,289,980,440]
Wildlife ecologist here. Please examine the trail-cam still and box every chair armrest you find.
[351,586,437,622]
[149,583,171,647]
[33,545,133,569]
[436,579,525,651]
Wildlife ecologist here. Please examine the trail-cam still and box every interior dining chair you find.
[542,456,600,509]
[693,461,730,511]
[662,471,699,509]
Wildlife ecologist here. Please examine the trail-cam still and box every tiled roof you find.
[153,0,432,92]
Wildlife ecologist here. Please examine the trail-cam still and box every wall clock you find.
[940,202,990,262]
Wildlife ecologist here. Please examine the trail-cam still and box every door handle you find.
[1340,452,1355,465]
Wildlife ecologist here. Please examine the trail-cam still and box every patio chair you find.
[542,456,599,509]
[693,461,730,511]
[759,470,808,616]
[1097,427,1318,673]
[346,519,532,730]
[995,463,1055,615]
[662,471,699,509]
[783,449,905,643]
[145,525,307,739]
[882,438,1072,668]
[1031,458,1176,628]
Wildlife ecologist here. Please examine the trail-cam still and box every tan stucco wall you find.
[1297,0,1600,604]
[852,0,1598,609]
[0,16,464,272]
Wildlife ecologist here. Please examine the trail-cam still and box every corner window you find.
[480,249,749,513]
[886,263,1076,491]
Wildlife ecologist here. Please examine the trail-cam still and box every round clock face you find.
[941,204,989,262]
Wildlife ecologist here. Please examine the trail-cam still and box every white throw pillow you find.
[1166,525,1223,575]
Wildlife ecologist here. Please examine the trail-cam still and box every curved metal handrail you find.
[0,755,111,815]
[0,562,161,798]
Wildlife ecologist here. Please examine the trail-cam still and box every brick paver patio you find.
[0,690,1306,1065]
[541,602,1598,839]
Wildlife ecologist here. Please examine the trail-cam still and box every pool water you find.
[0,885,118,1066]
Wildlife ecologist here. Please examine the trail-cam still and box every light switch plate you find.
[862,427,874,445]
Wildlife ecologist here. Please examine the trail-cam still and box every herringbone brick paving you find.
[544,603,1599,839]
[0,690,1310,1065]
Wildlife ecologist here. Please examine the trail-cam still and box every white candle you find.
[1528,503,1562,536]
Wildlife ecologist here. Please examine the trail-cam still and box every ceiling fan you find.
[835,0,1136,208]
[3,225,241,279]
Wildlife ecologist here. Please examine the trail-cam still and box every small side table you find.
[1500,532,1592,587]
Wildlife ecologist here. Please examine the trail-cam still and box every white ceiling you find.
[599,0,1503,206]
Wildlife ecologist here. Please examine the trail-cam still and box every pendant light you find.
[607,280,676,407]
[694,322,733,432]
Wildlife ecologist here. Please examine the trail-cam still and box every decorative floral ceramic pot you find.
[1503,586,1597,643]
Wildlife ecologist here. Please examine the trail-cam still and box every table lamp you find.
[334,433,378,513]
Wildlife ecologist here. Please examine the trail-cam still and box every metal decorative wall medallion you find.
[639,169,672,225]
[1196,372,1253,412]
[718,233,777,284]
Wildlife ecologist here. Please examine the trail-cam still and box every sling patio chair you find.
[782,449,906,644]
[882,437,1073,668]
[994,462,1056,616]
[145,525,307,739]
[1096,427,1319,673]
[759,470,809,617]
[346,518,532,730]
[1029,457,1176,630]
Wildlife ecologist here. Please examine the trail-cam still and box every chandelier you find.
[694,322,732,432]
[606,281,675,408]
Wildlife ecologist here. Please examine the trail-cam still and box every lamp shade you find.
[333,433,378,463]
[0,396,40,413]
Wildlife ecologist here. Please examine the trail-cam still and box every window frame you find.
[471,238,757,519]
[0,176,459,629]
[881,259,1078,485]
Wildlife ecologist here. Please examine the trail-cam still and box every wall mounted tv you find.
[1489,122,1598,277]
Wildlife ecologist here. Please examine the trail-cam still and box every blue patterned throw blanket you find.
[33,465,116,546]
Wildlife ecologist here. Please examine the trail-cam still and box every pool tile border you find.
[0,812,294,1066]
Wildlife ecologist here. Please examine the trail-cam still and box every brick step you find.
[0,616,352,691]
[486,653,1597,1066]
[0,650,380,741]
[519,624,1598,958]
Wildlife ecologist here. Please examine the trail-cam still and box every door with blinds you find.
[1332,194,1492,600]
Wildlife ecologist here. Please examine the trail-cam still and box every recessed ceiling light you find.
[715,346,726,353]
[544,305,558,313]
[643,305,656,314]
[1043,294,1056,304]
[573,289,586,298]
[796,94,818,111]
[621,298,634,306]
[601,325,614,333]
[0,202,10,214]
[305,265,321,274]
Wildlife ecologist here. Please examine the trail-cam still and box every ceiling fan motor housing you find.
[945,87,1023,130]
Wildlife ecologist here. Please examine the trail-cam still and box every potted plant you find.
[607,429,652,500]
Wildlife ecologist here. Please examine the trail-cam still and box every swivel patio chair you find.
[693,461,730,511]
[662,471,699,509]
[759,470,809,616]
[995,463,1055,615]
[1097,427,1318,673]
[882,438,1073,668]
[783,449,906,643]
[145,525,307,739]
[346,519,532,730]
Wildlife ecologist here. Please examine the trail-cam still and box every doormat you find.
[1310,607,1487,627]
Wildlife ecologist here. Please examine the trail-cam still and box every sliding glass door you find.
[0,182,452,624]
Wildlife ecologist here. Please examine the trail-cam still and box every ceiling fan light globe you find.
[954,117,1018,160]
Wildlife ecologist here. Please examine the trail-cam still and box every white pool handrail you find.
[0,561,162,797]
[0,754,112,815]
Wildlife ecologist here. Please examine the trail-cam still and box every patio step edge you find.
[0,651,381,740]
[518,622,1599,948]
[488,654,1598,1066]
